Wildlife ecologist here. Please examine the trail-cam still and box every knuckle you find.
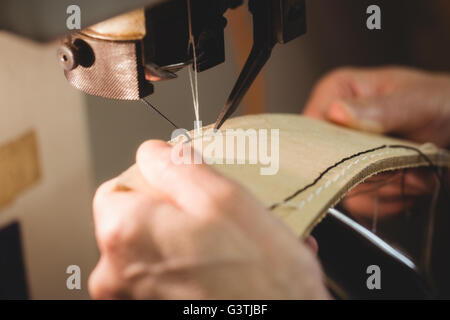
[310,69,349,96]
[99,226,123,254]
[92,180,114,213]
[88,276,106,299]
[118,224,141,248]
[324,67,354,82]
[99,221,139,255]
[88,267,121,299]
[96,195,154,254]
[89,280,119,300]
[98,219,138,253]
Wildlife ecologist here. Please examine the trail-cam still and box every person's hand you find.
[303,67,450,217]
[304,66,450,147]
[89,141,329,299]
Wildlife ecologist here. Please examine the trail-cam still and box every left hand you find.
[88,140,329,299]
[303,67,448,217]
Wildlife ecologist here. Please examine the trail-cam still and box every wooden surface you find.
[117,114,450,238]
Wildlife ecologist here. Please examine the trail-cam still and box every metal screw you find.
[57,44,78,71]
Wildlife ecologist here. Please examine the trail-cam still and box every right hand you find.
[303,67,450,217]
[89,141,329,299]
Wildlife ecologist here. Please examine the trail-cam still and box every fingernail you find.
[328,100,384,133]
[327,100,356,125]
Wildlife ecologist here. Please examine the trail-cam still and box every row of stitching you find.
[274,148,404,212]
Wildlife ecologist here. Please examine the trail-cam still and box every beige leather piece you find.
[0,130,40,211]
[117,114,450,238]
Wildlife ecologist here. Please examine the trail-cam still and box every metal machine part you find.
[60,33,153,100]
[58,9,153,100]
[313,208,431,299]
[214,0,307,129]
[57,0,305,104]
[2,0,306,107]
[328,208,418,271]
[58,0,243,100]
[0,0,161,42]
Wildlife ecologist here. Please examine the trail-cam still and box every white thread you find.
[273,148,402,211]
[283,200,306,210]
[187,0,200,133]
[283,202,298,209]
[316,186,323,195]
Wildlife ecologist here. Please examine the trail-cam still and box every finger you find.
[93,179,162,252]
[303,67,374,119]
[343,169,436,217]
[305,236,319,255]
[326,92,437,136]
[136,140,238,215]
[93,177,168,221]
[93,179,140,228]
[303,70,354,119]
[343,193,415,217]
[89,257,130,299]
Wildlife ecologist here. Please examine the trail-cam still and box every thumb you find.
[326,94,430,135]
[136,140,234,215]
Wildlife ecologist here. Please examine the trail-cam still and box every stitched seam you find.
[272,148,401,211]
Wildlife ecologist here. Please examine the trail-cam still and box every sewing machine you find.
[1,0,442,299]
[1,0,306,129]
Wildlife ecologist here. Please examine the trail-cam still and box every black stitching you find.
[269,144,441,210]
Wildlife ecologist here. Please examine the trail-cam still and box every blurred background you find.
[0,0,449,299]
